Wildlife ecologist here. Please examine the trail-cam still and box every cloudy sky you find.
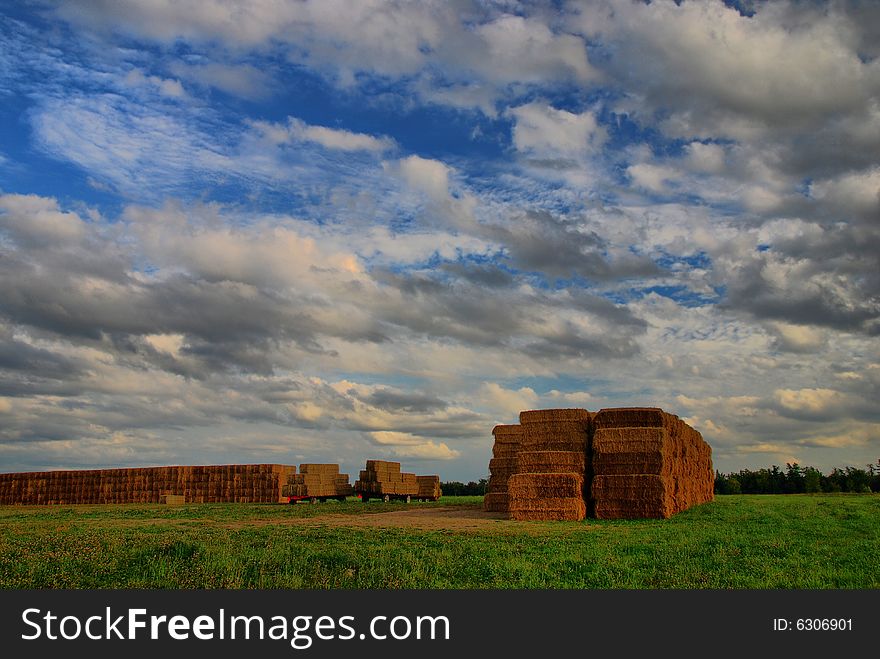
[1,1,878,479]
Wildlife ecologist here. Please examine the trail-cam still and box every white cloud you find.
[811,167,880,221]
[252,117,396,152]
[509,102,604,159]
[774,388,846,415]
[169,62,271,99]
[627,163,676,193]
[393,155,451,201]
[0,193,87,248]
[123,68,185,97]
[479,383,538,419]
[767,322,826,353]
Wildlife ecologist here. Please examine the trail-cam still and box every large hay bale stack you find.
[0,464,297,505]
[484,424,523,512]
[354,460,419,498]
[282,464,353,499]
[505,409,591,521]
[591,407,714,519]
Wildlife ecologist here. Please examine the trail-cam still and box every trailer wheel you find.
[310,497,318,504]
[383,494,390,503]
[405,495,411,503]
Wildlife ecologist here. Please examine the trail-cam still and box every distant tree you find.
[804,467,821,494]
[440,479,487,496]
[785,463,805,493]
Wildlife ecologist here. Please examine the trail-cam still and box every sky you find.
[0,0,878,480]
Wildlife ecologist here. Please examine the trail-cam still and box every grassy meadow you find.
[1,494,877,589]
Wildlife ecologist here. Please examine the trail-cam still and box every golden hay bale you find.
[299,464,340,475]
[515,451,586,474]
[509,496,586,510]
[488,457,518,473]
[519,408,591,424]
[365,460,401,473]
[519,440,588,452]
[592,407,666,428]
[492,425,523,444]
[592,426,665,448]
[483,492,509,512]
[509,500,586,521]
[507,472,584,499]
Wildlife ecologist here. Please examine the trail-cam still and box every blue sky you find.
[1,1,878,479]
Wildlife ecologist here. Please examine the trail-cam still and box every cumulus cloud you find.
[509,102,604,160]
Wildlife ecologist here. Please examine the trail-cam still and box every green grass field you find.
[1,495,878,589]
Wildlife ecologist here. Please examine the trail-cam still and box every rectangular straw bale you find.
[492,443,521,458]
[519,408,591,424]
[483,491,509,512]
[488,457,518,473]
[509,497,587,510]
[509,500,586,521]
[299,464,340,475]
[592,407,665,428]
[507,472,584,499]
[521,419,589,436]
[519,439,588,452]
[515,451,586,474]
[365,460,401,473]
[492,424,523,443]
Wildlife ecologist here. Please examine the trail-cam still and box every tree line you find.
[714,461,880,494]
[441,479,488,496]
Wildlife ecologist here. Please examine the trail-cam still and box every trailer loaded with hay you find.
[485,406,713,520]
[281,463,354,503]
[354,460,441,502]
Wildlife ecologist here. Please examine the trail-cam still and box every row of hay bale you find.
[0,464,296,505]
[281,463,354,499]
[354,460,442,500]
[485,407,713,520]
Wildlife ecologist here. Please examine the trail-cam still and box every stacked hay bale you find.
[483,424,523,513]
[0,464,297,505]
[354,460,419,500]
[508,409,591,521]
[416,475,442,501]
[590,407,714,519]
[281,464,354,499]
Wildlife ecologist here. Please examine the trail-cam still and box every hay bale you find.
[509,505,586,521]
[592,407,665,429]
[299,464,340,475]
[515,451,586,474]
[492,424,523,443]
[507,472,584,499]
[483,491,509,512]
[519,408,591,424]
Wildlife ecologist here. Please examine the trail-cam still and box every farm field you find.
[1,495,878,589]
